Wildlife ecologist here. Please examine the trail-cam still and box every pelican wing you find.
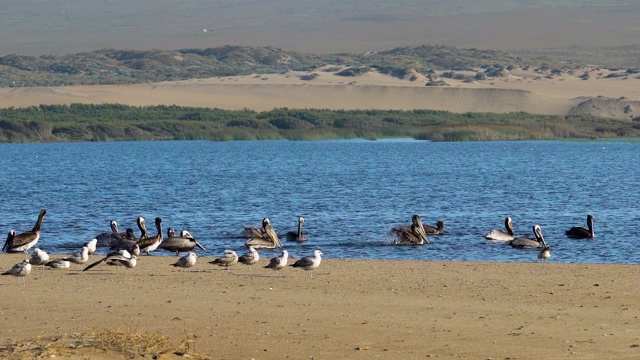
[264,225,282,248]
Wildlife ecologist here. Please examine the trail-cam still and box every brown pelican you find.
[136,217,163,255]
[210,250,239,271]
[63,246,90,270]
[242,224,266,238]
[538,245,552,262]
[392,215,430,245]
[45,259,71,270]
[171,252,197,272]
[2,259,31,285]
[392,216,443,237]
[245,218,282,249]
[104,218,143,252]
[485,217,515,241]
[83,250,138,271]
[265,250,289,272]
[109,228,139,252]
[509,225,546,249]
[30,248,50,270]
[159,228,206,255]
[291,249,323,278]
[423,219,445,235]
[565,215,595,239]
[286,216,308,242]
[93,220,128,247]
[238,246,259,269]
[2,209,46,253]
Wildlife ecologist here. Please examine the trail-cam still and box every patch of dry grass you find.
[0,326,210,359]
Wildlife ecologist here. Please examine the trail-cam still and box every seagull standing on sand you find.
[84,238,98,258]
[2,259,31,285]
[211,250,239,272]
[291,249,323,278]
[63,246,89,270]
[172,252,197,272]
[30,248,50,270]
[238,246,259,269]
[2,209,47,253]
[46,259,71,270]
[265,250,289,273]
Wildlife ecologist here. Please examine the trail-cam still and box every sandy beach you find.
[1,68,640,120]
[1,253,640,359]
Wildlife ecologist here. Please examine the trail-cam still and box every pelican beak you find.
[418,227,430,244]
[196,241,207,252]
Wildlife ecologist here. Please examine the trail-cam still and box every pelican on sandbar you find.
[159,228,206,255]
[485,217,515,241]
[286,216,307,242]
[245,218,282,249]
[93,220,131,248]
[2,209,46,253]
[391,215,430,245]
[509,225,546,249]
[565,215,595,239]
[136,217,163,255]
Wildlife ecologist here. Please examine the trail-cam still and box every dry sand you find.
[1,67,640,119]
[2,253,640,359]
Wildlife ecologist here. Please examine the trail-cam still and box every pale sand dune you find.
[1,254,640,359]
[1,69,639,119]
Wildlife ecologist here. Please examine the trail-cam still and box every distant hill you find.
[0,44,599,88]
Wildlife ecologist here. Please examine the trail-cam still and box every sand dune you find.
[1,68,639,119]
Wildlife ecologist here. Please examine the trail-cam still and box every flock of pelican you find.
[390,213,595,262]
[1,209,595,284]
[0,210,320,284]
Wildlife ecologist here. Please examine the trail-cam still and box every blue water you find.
[2,139,639,264]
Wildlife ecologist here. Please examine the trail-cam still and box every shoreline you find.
[2,255,639,358]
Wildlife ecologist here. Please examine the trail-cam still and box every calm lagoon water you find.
[2,139,639,264]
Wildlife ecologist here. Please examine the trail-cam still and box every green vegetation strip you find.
[1,104,639,142]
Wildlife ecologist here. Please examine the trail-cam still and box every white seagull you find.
[291,250,323,278]
[63,246,90,270]
[211,250,239,272]
[172,252,197,272]
[84,238,98,258]
[2,259,32,285]
[30,248,50,270]
[238,246,260,269]
[264,250,289,273]
[45,259,71,270]
[538,245,552,262]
